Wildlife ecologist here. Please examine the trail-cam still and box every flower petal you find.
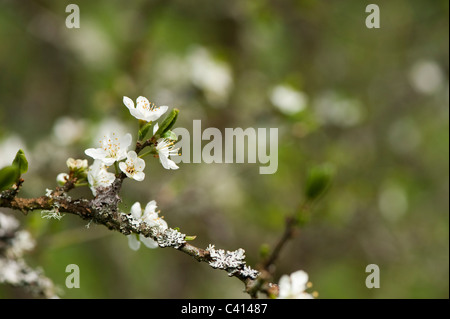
[290,270,308,294]
[133,171,145,181]
[155,105,169,118]
[85,148,107,160]
[159,154,170,169]
[153,122,159,135]
[277,274,291,298]
[100,157,117,166]
[129,108,145,121]
[135,157,145,170]
[143,200,157,216]
[137,96,150,110]
[127,234,141,251]
[119,162,128,175]
[130,202,142,219]
[123,96,135,111]
[139,234,159,249]
[145,106,168,122]
[121,133,133,149]
[100,171,116,186]
[157,218,168,230]
[89,186,97,197]
[127,150,138,160]
[160,155,179,170]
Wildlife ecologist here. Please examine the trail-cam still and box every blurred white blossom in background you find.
[270,85,308,115]
[388,117,422,155]
[408,60,444,95]
[277,270,314,299]
[0,135,28,168]
[378,182,409,223]
[65,20,115,69]
[187,46,233,106]
[314,91,364,127]
[52,117,87,146]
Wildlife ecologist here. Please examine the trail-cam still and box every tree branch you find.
[0,182,269,297]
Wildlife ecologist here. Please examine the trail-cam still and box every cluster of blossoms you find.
[46,95,316,298]
[53,96,181,250]
[55,96,180,196]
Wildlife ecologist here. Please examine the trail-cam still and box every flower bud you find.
[12,149,28,175]
[304,164,334,201]
[66,158,88,171]
[56,173,69,186]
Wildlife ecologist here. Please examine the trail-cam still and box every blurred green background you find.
[0,0,448,298]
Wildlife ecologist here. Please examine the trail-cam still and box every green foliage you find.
[138,120,153,141]
[154,109,179,138]
[0,149,28,191]
[0,165,19,191]
[161,130,178,141]
[12,149,28,175]
[305,164,334,201]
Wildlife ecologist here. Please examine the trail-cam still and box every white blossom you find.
[152,114,180,170]
[119,151,145,181]
[0,214,57,298]
[8,230,35,258]
[278,270,314,299]
[155,137,180,170]
[270,85,308,115]
[87,160,115,196]
[187,47,233,105]
[127,201,168,250]
[52,117,86,146]
[66,158,88,171]
[0,259,21,284]
[0,212,19,237]
[123,96,168,122]
[56,173,69,186]
[85,132,132,166]
[0,135,28,168]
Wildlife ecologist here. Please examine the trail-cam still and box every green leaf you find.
[138,121,153,141]
[0,165,20,191]
[155,109,179,137]
[185,235,197,241]
[12,149,28,175]
[162,130,178,141]
[305,164,334,201]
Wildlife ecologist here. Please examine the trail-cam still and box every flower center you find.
[142,101,159,112]
[101,134,120,157]
[126,165,136,175]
